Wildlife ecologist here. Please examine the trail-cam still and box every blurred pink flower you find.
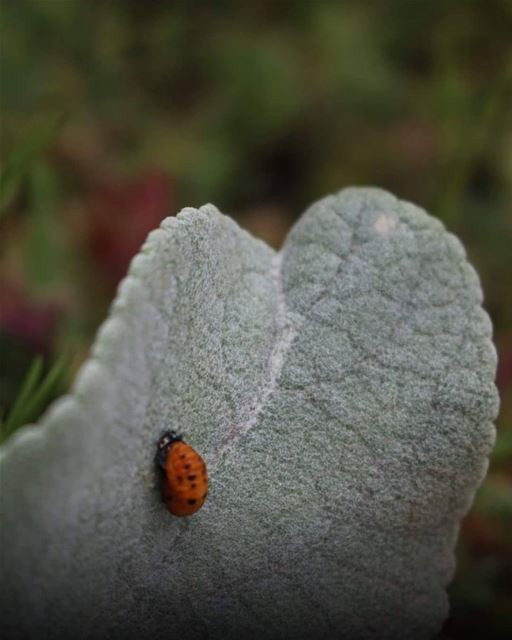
[0,281,62,353]
[87,170,173,287]
[496,343,512,390]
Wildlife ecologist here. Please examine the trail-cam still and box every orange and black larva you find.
[156,431,208,516]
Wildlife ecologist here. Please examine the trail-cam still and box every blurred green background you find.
[0,1,511,637]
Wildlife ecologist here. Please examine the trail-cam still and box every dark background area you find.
[0,1,511,637]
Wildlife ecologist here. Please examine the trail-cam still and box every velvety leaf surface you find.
[0,188,498,640]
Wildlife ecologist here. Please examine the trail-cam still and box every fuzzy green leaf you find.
[0,188,498,639]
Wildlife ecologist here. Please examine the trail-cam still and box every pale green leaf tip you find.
[0,188,499,640]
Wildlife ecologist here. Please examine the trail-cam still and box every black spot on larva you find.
[188,499,197,505]
[184,463,191,469]
[191,483,197,489]
[188,475,196,481]
[180,454,186,460]
[177,476,183,483]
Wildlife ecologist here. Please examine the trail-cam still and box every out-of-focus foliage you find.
[0,354,70,445]
[0,1,510,637]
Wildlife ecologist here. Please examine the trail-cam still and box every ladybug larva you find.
[156,431,208,516]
